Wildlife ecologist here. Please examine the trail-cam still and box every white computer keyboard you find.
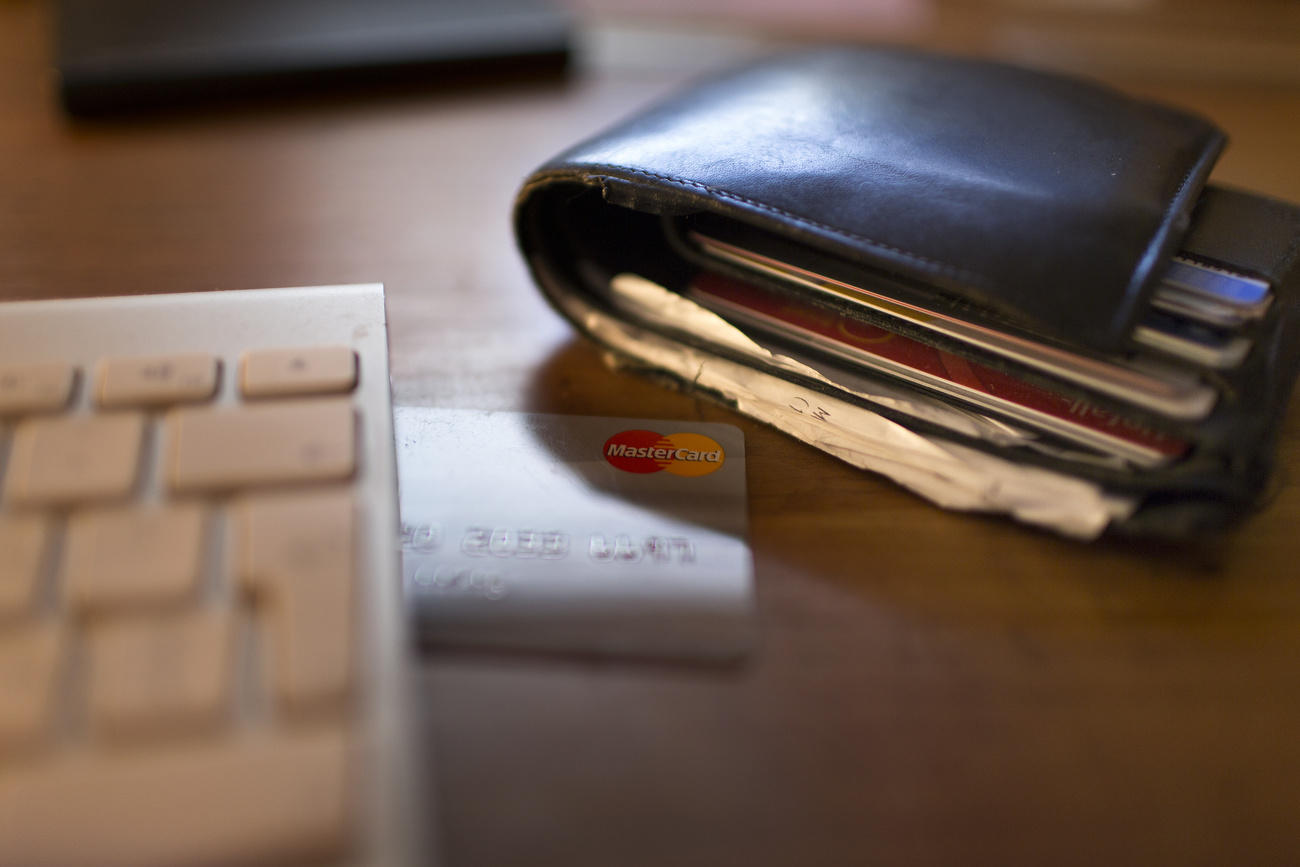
[0,284,422,866]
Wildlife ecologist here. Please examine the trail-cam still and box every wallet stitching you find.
[581,164,991,288]
[1150,150,1214,259]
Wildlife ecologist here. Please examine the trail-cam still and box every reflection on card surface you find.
[396,408,754,660]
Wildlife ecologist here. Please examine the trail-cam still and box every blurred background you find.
[570,0,1300,83]
[4,3,1300,867]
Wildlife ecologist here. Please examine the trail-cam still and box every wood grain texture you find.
[4,2,1300,864]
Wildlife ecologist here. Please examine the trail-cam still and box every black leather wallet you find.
[514,47,1300,538]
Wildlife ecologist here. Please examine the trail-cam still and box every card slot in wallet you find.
[514,46,1300,537]
[665,214,1220,425]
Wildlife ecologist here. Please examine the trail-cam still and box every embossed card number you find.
[460,527,569,559]
[404,524,697,567]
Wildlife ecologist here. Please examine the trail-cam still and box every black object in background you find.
[57,0,572,116]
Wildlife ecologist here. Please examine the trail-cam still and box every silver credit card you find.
[1160,257,1271,309]
[690,231,1218,420]
[396,408,754,660]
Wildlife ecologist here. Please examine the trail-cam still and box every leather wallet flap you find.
[533,47,1225,352]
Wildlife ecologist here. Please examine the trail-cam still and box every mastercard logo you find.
[603,429,726,477]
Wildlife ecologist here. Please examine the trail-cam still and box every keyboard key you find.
[0,725,353,867]
[270,564,355,713]
[3,413,144,507]
[0,284,416,866]
[87,609,233,737]
[0,622,63,746]
[97,353,219,408]
[0,362,75,415]
[241,346,357,398]
[0,514,49,616]
[63,503,207,611]
[236,490,355,710]
[167,398,355,493]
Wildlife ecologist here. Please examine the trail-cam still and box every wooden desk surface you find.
[3,2,1299,864]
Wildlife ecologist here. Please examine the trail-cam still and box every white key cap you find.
[0,514,49,616]
[241,346,357,398]
[3,413,144,507]
[0,622,63,746]
[236,489,355,711]
[87,609,234,737]
[63,503,207,611]
[0,725,353,867]
[0,362,75,415]
[166,398,355,493]
[96,353,219,408]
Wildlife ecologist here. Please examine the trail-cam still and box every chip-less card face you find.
[396,408,754,660]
